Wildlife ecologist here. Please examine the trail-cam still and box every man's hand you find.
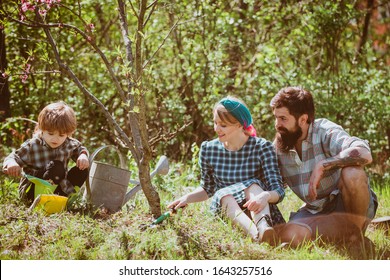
[308,148,371,201]
[308,161,325,201]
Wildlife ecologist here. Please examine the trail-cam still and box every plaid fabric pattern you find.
[4,136,88,174]
[200,137,285,224]
[276,118,371,213]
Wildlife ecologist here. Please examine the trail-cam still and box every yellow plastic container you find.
[32,194,68,214]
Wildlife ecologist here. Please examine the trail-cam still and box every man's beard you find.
[275,125,302,152]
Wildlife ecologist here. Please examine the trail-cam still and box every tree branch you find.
[6,15,128,103]
[144,0,158,27]
[143,16,181,69]
[36,10,138,161]
[149,121,193,147]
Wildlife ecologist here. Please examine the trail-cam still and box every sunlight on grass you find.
[0,167,389,260]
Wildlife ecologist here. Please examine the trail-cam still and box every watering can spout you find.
[122,155,169,206]
[123,184,142,205]
[150,155,169,177]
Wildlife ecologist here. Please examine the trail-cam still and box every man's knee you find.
[279,223,311,247]
[339,166,368,193]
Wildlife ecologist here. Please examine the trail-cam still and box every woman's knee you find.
[245,184,265,198]
[220,194,235,207]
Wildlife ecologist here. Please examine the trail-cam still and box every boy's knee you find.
[67,166,89,187]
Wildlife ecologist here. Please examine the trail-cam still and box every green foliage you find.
[0,1,389,259]
[1,0,388,168]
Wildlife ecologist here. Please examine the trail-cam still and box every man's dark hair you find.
[270,87,315,123]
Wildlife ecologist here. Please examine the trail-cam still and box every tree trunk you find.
[0,6,11,123]
[355,0,374,60]
[118,0,161,217]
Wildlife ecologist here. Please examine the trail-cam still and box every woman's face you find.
[213,108,242,143]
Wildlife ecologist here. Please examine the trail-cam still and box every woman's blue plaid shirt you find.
[199,136,285,205]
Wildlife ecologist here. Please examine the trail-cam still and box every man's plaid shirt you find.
[4,136,88,174]
[199,136,285,222]
[275,118,371,213]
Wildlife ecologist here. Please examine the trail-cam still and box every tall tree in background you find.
[0,0,11,123]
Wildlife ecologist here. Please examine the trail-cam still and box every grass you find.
[0,162,389,260]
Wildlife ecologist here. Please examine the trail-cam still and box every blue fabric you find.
[220,98,252,128]
[199,136,286,225]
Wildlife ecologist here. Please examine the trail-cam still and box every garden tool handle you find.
[152,211,172,225]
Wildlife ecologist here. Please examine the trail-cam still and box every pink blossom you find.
[21,3,29,12]
[21,3,35,12]
[21,1,35,13]
[25,64,31,72]
[39,9,47,16]
[88,23,95,31]
[21,74,28,83]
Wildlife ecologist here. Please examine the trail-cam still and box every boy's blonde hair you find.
[38,101,77,135]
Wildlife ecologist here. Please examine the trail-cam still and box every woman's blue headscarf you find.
[220,98,252,128]
[219,97,256,136]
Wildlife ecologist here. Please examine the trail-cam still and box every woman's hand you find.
[167,196,188,211]
[243,192,271,214]
[168,187,208,211]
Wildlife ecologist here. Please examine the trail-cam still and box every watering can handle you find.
[84,145,127,202]
[88,145,127,169]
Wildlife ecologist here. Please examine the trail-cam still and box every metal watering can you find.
[85,145,169,213]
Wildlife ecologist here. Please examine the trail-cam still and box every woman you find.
[168,96,285,244]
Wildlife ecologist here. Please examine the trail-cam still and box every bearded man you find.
[270,86,377,247]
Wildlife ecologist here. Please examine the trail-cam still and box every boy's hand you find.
[76,153,89,170]
[3,161,22,177]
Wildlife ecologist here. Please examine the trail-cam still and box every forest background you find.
[0,0,389,260]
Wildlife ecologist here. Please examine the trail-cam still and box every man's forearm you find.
[322,147,372,171]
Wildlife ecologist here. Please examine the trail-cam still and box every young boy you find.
[2,101,90,203]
